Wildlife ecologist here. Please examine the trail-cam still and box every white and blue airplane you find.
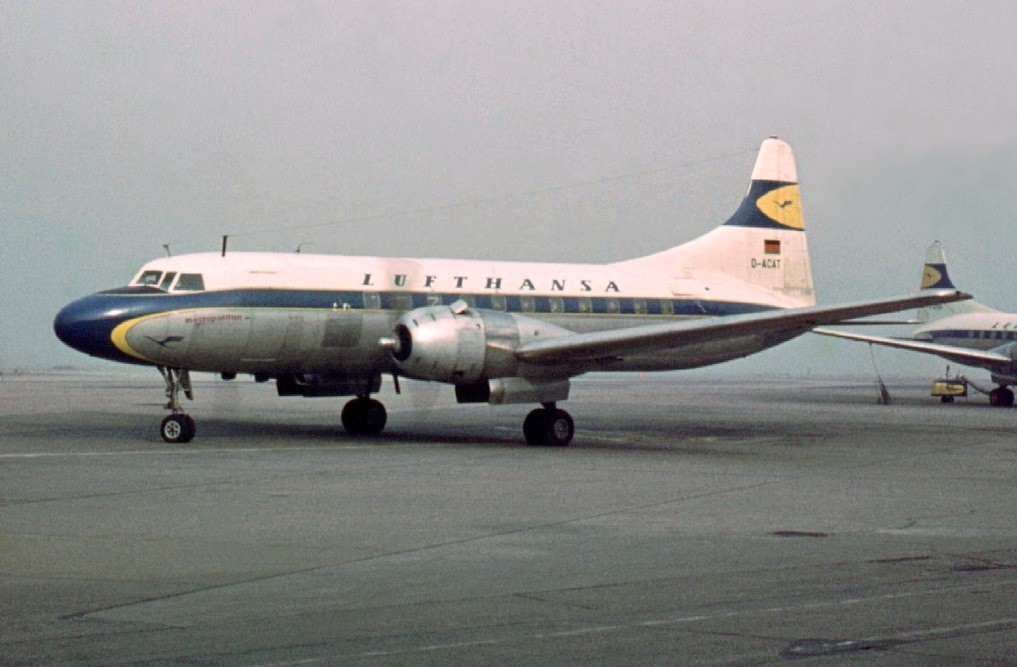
[816,242,1017,406]
[54,138,968,444]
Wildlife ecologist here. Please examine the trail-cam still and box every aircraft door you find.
[276,314,305,371]
[186,311,250,369]
[242,311,287,363]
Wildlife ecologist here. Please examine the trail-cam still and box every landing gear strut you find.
[988,386,1015,408]
[341,396,387,435]
[158,366,195,443]
[523,402,574,446]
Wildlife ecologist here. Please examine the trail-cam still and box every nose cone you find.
[54,295,137,363]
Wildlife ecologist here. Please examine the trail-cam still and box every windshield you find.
[136,270,162,286]
[173,273,205,291]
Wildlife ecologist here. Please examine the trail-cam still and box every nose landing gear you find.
[158,366,195,443]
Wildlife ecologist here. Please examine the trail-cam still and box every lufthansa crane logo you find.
[921,266,943,289]
[144,335,185,348]
[756,185,804,230]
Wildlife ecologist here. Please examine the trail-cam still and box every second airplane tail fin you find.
[916,241,994,322]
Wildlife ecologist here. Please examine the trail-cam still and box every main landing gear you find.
[523,403,575,446]
[158,366,195,443]
[988,386,1015,408]
[341,396,387,435]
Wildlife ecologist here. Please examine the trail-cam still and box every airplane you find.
[815,241,1017,407]
[53,137,969,445]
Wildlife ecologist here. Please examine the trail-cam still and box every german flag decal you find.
[764,239,781,255]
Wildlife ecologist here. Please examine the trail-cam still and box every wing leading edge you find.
[812,327,1013,368]
[515,290,972,364]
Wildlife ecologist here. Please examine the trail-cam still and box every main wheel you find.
[522,408,574,446]
[360,399,387,433]
[523,409,547,445]
[342,398,387,435]
[543,409,574,447]
[989,388,1013,407]
[161,414,195,443]
[940,395,954,403]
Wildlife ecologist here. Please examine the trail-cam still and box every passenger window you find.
[391,294,412,311]
[520,296,535,312]
[159,272,177,290]
[577,298,592,314]
[174,274,205,291]
[426,294,442,306]
[490,295,506,311]
[137,270,162,286]
[633,299,647,315]
[660,300,674,315]
[605,298,620,314]
[549,297,564,313]
[363,293,381,310]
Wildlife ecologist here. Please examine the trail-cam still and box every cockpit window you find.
[137,270,163,286]
[174,273,205,291]
[159,272,177,290]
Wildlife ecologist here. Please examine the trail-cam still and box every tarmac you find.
[2,371,1017,665]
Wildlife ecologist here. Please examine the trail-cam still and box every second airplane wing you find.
[812,327,1013,369]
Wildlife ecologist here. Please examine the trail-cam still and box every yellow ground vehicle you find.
[931,378,968,403]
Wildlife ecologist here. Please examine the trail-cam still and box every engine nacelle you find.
[383,301,570,383]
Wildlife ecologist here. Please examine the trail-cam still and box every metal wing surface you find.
[812,327,1012,368]
[515,290,971,365]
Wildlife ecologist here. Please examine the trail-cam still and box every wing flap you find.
[813,327,1013,367]
[515,290,971,364]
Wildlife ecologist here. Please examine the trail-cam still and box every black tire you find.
[161,414,195,443]
[989,388,1011,408]
[341,399,365,434]
[940,396,954,403]
[523,409,547,445]
[543,409,574,447]
[342,398,387,435]
[361,399,387,434]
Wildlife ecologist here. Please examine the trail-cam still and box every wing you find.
[515,290,971,364]
[812,327,1013,369]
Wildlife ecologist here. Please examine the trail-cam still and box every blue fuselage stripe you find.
[55,288,780,365]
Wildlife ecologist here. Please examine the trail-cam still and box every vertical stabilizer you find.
[920,241,956,290]
[621,137,814,308]
[916,242,993,321]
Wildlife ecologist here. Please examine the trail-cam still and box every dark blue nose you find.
[54,294,142,364]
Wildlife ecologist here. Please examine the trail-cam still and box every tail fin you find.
[619,137,815,308]
[916,241,993,321]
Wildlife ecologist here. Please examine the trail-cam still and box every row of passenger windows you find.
[135,271,205,292]
[935,329,1017,341]
[351,292,755,317]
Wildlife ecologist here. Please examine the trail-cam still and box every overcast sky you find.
[3,1,1017,380]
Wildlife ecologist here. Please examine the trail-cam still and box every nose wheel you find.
[161,414,196,443]
[523,405,574,446]
[158,366,195,443]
